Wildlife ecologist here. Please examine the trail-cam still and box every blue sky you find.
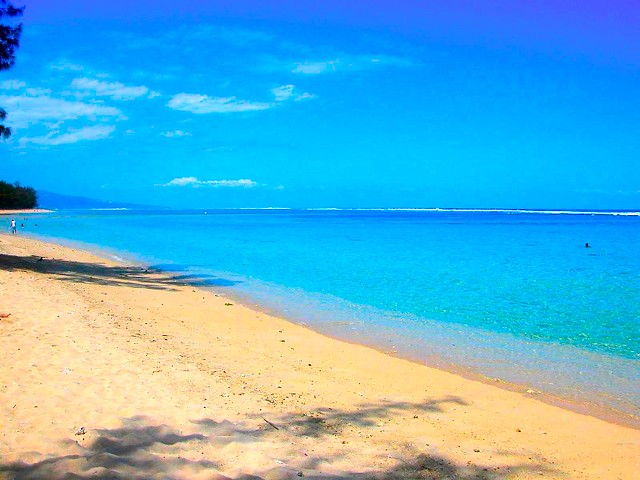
[1,0,639,209]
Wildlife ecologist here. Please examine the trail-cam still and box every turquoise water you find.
[17,209,640,416]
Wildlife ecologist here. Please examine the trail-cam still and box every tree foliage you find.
[0,0,24,139]
[0,106,10,139]
[0,180,37,208]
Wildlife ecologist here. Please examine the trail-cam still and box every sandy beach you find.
[0,210,52,215]
[0,234,638,479]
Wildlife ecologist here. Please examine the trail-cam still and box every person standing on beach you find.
[10,219,16,234]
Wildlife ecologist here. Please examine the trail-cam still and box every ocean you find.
[16,208,640,418]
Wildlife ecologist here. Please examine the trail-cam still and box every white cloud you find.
[292,61,337,75]
[19,125,116,146]
[0,81,52,97]
[161,130,192,138]
[0,94,125,130]
[292,55,415,75]
[0,79,26,90]
[70,77,157,101]
[160,176,199,186]
[49,60,85,72]
[25,87,53,96]
[208,179,257,187]
[272,85,316,102]
[157,177,258,188]
[272,84,295,101]
[167,93,272,114]
[294,92,317,101]
[1,81,125,147]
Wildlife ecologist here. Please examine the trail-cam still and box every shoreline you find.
[13,230,640,430]
[219,281,640,430]
[0,208,53,215]
[1,233,639,478]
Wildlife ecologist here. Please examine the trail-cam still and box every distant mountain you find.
[37,190,159,210]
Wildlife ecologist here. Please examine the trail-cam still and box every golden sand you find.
[0,234,638,479]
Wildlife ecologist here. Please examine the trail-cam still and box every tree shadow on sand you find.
[243,396,470,438]
[0,399,551,479]
[0,253,241,290]
[0,416,217,479]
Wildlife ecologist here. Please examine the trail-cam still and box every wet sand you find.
[0,234,638,479]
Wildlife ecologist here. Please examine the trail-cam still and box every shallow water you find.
[18,209,640,416]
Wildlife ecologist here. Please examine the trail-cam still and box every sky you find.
[0,0,639,209]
